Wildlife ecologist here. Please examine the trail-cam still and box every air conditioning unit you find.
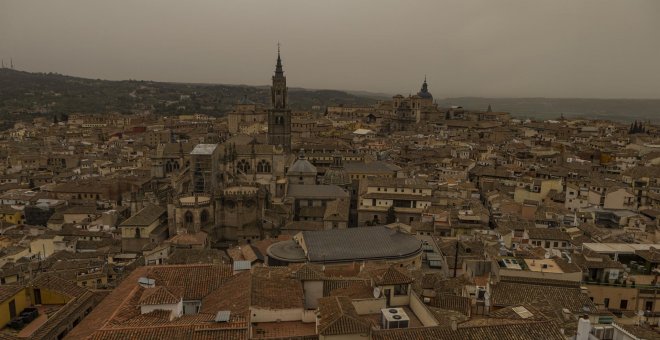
[591,326,604,339]
[381,308,409,329]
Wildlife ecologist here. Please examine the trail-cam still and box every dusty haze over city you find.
[2,0,660,98]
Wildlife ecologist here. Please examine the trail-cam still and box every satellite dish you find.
[373,287,381,298]
[637,310,645,317]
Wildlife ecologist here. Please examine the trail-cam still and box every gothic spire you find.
[275,42,284,77]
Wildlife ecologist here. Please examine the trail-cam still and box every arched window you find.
[135,228,141,238]
[165,162,173,173]
[184,211,194,226]
[257,160,271,173]
[200,210,209,224]
[237,159,250,173]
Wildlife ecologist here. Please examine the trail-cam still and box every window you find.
[135,228,141,238]
[237,159,250,173]
[604,298,609,308]
[256,160,271,173]
[184,211,194,225]
[394,284,408,295]
[620,299,628,309]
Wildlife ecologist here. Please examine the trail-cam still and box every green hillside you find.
[0,68,378,119]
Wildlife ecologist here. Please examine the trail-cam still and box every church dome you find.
[287,149,317,175]
[321,151,350,187]
[417,78,433,99]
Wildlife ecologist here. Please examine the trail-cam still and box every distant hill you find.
[1,69,657,127]
[438,97,660,123]
[0,68,378,120]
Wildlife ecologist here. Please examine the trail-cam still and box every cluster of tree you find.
[629,120,647,134]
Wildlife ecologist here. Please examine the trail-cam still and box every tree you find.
[386,205,397,224]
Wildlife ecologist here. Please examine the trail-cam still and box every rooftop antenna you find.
[10,58,13,69]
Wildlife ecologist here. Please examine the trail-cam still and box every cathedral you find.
[385,77,443,132]
[162,49,296,245]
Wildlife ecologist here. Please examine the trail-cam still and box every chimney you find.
[575,315,592,340]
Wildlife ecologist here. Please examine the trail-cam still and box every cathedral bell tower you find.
[267,44,292,152]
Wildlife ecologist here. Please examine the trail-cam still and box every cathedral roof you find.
[417,78,433,99]
[287,149,317,175]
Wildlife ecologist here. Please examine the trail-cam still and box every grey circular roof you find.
[267,240,307,263]
[288,158,317,175]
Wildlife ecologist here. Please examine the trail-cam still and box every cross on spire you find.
[275,42,284,76]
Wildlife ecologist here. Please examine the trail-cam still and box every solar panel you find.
[232,260,251,271]
[215,310,231,322]
[512,306,533,319]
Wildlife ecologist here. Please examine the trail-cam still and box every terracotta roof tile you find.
[372,320,565,340]
[139,286,183,305]
[371,266,413,285]
[201,271,251,317]
[317,296,371,336]
[251,267,303,310]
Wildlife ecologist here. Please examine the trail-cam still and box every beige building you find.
[358,178,432,226]
[120,204,168,253]
[514,178,563,204]
[227,96,267,134]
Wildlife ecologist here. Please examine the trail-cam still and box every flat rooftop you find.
[583,243,660,254]
[524,258,564,274]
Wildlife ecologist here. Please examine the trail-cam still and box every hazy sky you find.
[2,0,659,98]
